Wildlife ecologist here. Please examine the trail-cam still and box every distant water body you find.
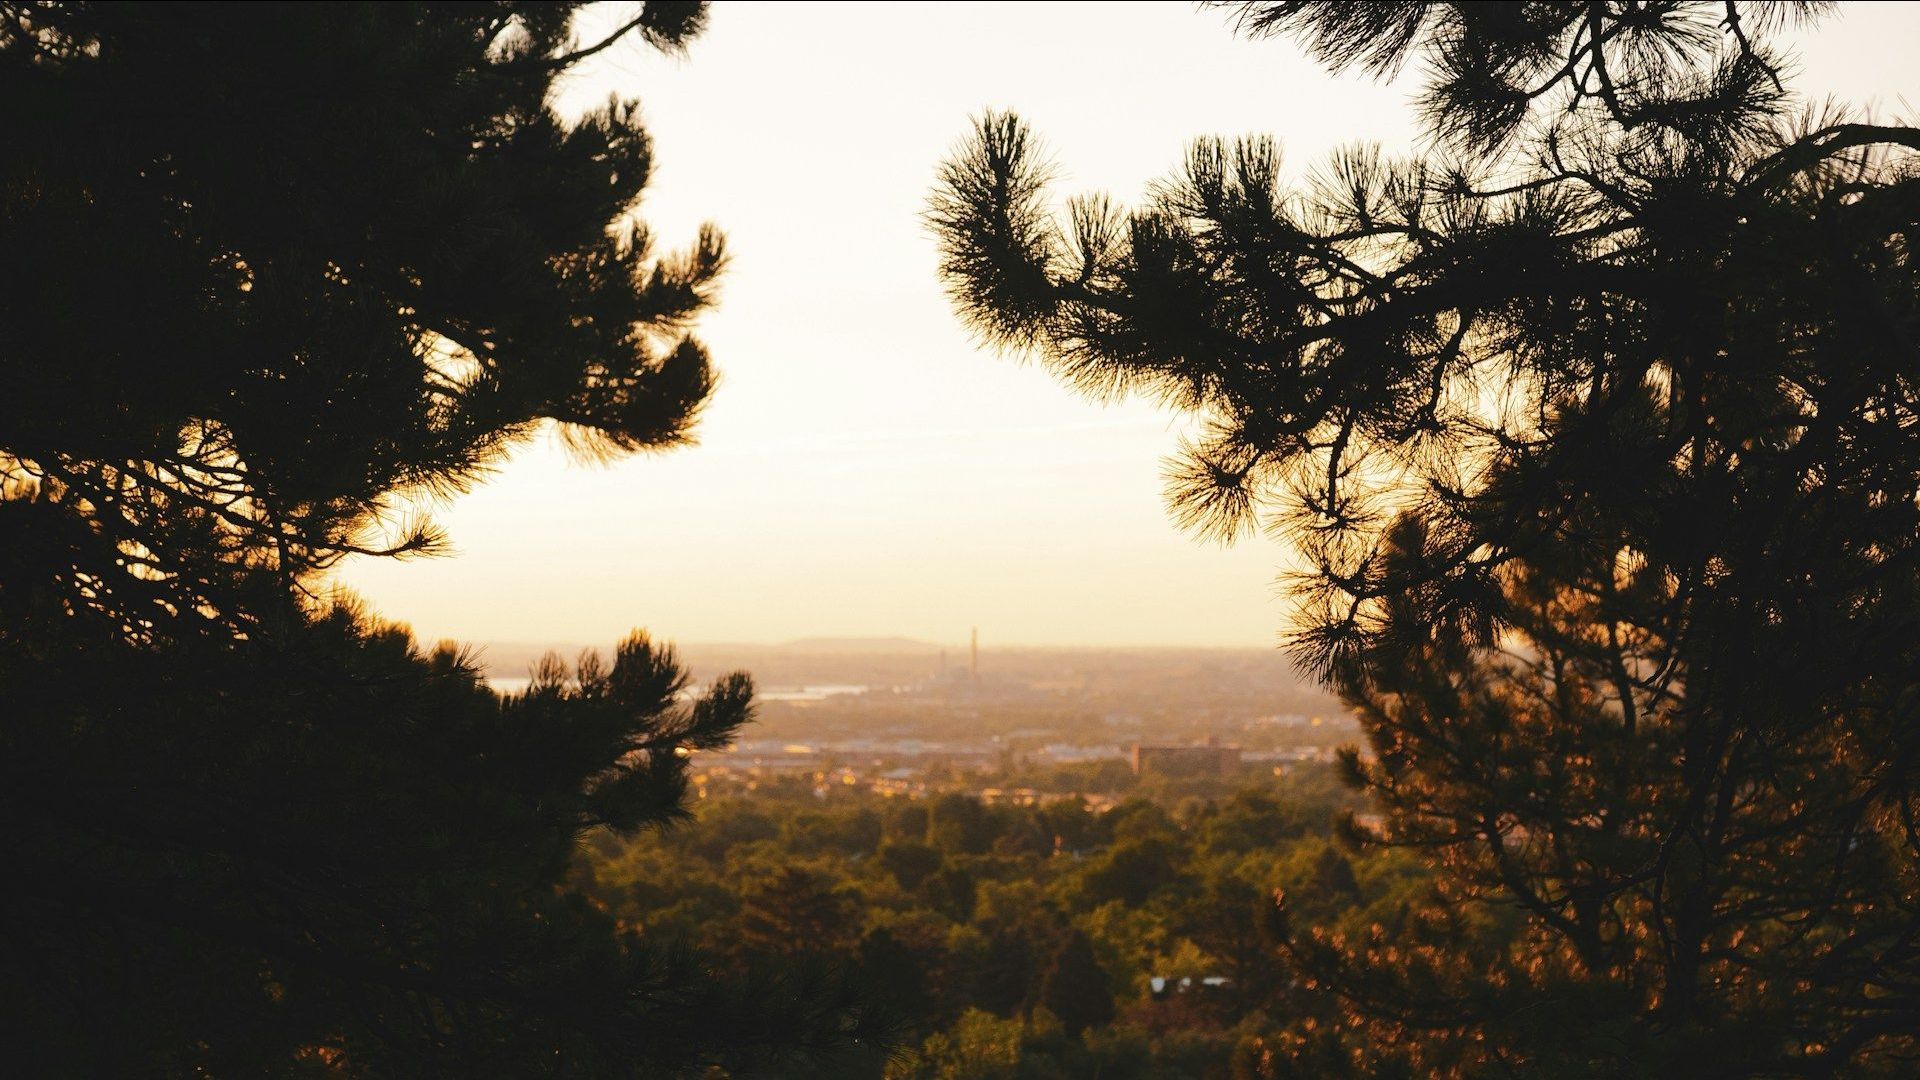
[759,684,868,702]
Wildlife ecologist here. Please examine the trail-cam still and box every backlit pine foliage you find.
[932,2,1920,1073]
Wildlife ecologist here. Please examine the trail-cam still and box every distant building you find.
[1130,735,1241,777]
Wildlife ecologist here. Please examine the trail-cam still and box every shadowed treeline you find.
[575,761,1394,1077]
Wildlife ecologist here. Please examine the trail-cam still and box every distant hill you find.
[470,638,1305,675]
[778,636,941,653]
[471,637,946,680]
[466,639,1338,717]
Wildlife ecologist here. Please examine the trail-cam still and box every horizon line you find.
[457,635,1292,653]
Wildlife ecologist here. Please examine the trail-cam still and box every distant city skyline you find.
[331,0,1920,649]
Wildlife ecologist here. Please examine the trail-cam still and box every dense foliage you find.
[0,3,878,1074]
[3,0,727,634]
[933,2,1920,1074]
[575,766,1429,1079]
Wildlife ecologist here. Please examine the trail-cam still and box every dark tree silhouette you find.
[933,2,1920,1074]
[879,839,945,891]
[2,0,724,636]
[856,928,935,1039]
[1038,929,1115,1038]
[1,2,882,1074]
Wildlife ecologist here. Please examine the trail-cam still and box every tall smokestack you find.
[970,627,978,681]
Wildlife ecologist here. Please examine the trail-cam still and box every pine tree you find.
[856,928,934,1038]
[735,867,859,962]
[3,1,738,634]
[1038,929,1116,1038]
[933,2,1920,1073]
[1,3,880,1073]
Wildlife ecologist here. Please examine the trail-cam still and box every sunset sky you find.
[333,0,1920,650]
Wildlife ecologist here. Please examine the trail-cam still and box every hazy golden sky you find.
[334,0,1920,650]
